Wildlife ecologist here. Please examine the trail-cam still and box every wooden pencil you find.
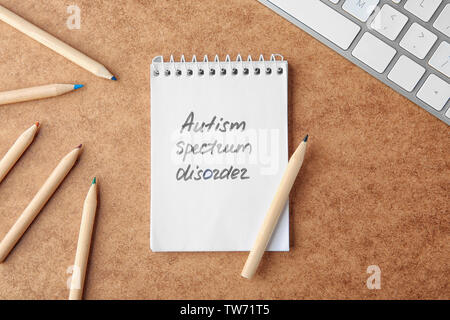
[69,177,98,300]
[0,5,117,80]
[0,145,83,263]
[0,84,84,106]
[0,122,40,183]
[241,134,309,279]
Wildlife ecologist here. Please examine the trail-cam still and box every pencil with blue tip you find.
[241,134,309,279]
[69,177,98,300]
[0,122,40,183]
[0,4,117,80]
[0,84,84,106]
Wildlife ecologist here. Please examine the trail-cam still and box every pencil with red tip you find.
[0,122,40,183]
[0,144,83,263]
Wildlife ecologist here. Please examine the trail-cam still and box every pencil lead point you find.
[92,177,96,185]
[35,121,40,128]
[111,76,117,81]
[76,144,82,149]
[74,84,84,90]
[303,134,309,142]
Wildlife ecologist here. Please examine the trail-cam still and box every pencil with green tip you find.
[241,134,309,279]
[0,144,83,263]
[0,84,84,106]
[69,177,98,300]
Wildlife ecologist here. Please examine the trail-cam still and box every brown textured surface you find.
[0,0,448,300]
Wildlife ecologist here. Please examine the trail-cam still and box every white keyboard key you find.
[404,0,442,22]
[329,0,340,3]
[429,41,450,78]
[399,23,438,59]
[417,74,450,111]
[388,55,426,91]
[392,0,401,3]
[343,0,380,22]
[270,0,361,50]
[371,4,408,40]
[433,4,450,37]
[352,32,397,73]
[446,107,450,118]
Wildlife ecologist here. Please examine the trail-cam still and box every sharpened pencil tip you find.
[92,177,96,185]
[74,84,84,90]
[111,76,117,81]
[35,121,40,128]
[76,144,82,149]
[303,134,309,142]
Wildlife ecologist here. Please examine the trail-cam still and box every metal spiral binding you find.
[152,54,285,77]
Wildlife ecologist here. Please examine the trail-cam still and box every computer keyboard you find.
[258,0,450,125]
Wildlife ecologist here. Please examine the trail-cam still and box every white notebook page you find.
[150,55,289,251]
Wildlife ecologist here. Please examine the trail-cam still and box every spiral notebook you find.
[150,54,289,252]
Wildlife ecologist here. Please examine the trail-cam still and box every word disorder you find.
[174,112,252,181]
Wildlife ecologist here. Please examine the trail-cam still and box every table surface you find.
[0,0,448,300]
